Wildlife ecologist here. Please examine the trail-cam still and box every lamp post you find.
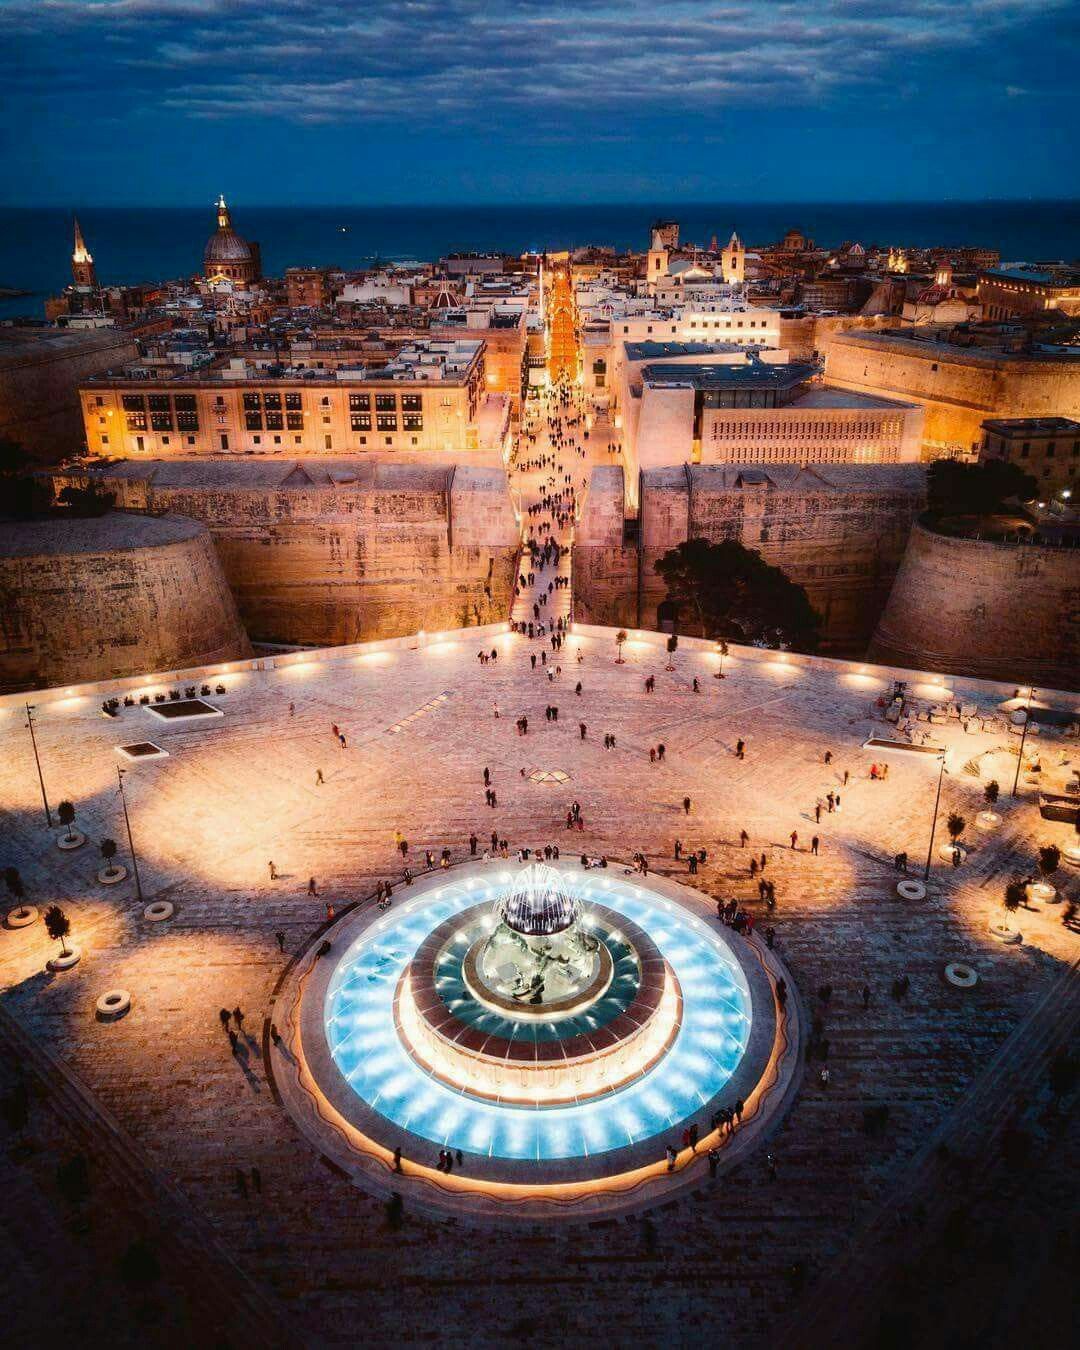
[24,703,53,827]
[116,767,144,903]
[924,752,948,882]
[1011,686,1036,798]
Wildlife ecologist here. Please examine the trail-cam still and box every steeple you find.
[721,229,745,285]
[216,193,231,231]
[71,214,97,288]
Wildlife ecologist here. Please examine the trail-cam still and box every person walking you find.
[219,1008,231,1031]
[268,860,278,880]
[308,876,318,896]
[315,768,324,786]
[735,739,745,760]
[275,930,286,953]
[739,829,749,848]
[683,796,691,815]
[811,835,820,856]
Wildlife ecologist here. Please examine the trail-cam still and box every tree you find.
[57,800,76,841]
[0,438,51,519]
[1037,844,1060,882]
[714,639,729,679]
[926,459,1037,521]
[655,538,821,651]
[665,634,678,671]
[615,629,627,663]
[3,866,24,902]
[44,905,71,957]
[55,483,116,518]
[100,838,118,870]
[1001,879,1025,931]
[947,813,966,844]
[983,780,1000,808]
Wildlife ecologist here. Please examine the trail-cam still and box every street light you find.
[1011,686,1036,798]
[924,751,948,882]
[116,767,144,903]
[24,703,53,827]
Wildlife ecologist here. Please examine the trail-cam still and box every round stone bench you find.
[98,864,127,885]
[95,989,131,1020]
[945,962,978,988]
[6,905,38,929]
[57,831,86,851]
[975,811,1000,831]
[48,947,81,970]
[1026,881,1056,905]
[897,879,927,900]
[143,900,174,922]
[938,842,968,863]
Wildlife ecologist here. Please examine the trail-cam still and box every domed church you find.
[202,195,260,285]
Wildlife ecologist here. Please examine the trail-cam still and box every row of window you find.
[121,393,197,413]
[710,419,900,439]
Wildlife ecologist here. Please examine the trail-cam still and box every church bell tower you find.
[71,215,97,289]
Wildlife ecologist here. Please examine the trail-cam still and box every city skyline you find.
[2,0,1078,206]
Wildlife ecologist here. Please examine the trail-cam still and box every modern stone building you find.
[825,328,1080,459]
[573,462,927,654]
[0,326,140,463]
[0,512,250,692]
[869,520,1080,687]
[51,459,521,649]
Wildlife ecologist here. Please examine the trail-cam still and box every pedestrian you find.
[288,702,295,717]
[683,796,691,815]
[658,743,666,762]
[815,801,822,823]
[708,1148,720,1177]
[790,830,798,850]
[666,1144,677,1172]
[315,768,324,786]
[275,929,285,953]
[268,860,278,880]
[470,833,478,856]
[740,829,749,848]
[326,902,335,921]
[765,925,775,950]
[579,722,587,740]
[393,1146,403,1173]
[736,739,745,760]
[811,835,819,856]
[894,851,908,873]
[308,876,318,896]
[824,750,833,765]
[339,732,347,750]
[766,1154,778,1182]
[219,1008,231,1031]
[674,839,682,860]
[843,769,850,786]
[650,747,656,763]
[483,767,490,785]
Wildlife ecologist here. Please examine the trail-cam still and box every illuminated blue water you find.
[324,871,751,1161]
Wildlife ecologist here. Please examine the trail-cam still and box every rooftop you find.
[624,340,747,361]
[982,417,1080,437]
[641,359,816,391]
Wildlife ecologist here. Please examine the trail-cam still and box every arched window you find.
[656,599,679,633]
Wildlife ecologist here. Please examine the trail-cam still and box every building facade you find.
[980,416,1080,495]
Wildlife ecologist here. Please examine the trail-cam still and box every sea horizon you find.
[3,198,1079,320]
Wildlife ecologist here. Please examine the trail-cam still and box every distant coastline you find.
[2,199,1078,320]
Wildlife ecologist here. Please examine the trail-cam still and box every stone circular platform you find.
[267,862,802,1223]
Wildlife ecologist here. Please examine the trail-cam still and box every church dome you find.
[203,195,254,271]
[496,864,581,936]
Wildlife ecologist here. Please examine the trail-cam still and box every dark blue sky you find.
[2,0,1077,205]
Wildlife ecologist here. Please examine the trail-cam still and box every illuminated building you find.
[202,195,261,287]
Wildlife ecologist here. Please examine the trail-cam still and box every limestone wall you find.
[53,459,520,648]
[573,463,926,655]
[825,331,1080,458]
[869,521,1080,689]
[0,513,251,692]
[0,327,140,464]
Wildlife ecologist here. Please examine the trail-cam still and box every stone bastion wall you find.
[51,459,521,648]
[868,520,1080,689]
[573,464,927,656]
[0,512,251,693]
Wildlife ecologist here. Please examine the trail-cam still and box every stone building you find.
[0,512,250,692]
[79,339,510,465]
[980,416,1080,496]
[869,520,1079,687]
[573,462,926,654]
[825,328,1080,458]
[977,265,1080,320]
[285,267,332,308]
[51,459,520,649]
[202,196,261,287]
[0,326,140,463]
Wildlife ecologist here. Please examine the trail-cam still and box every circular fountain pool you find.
[273,862,798,1219]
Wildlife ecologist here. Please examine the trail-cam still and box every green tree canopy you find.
[654,538,821,651]
[926,459,1037,520]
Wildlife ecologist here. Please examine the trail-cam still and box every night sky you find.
[2,0,1077,205]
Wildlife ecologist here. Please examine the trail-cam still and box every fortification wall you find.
[0,327,140,464]
[573,464,926,654]
[825,332,1080,458]
[53,460,520,647]
[0,513,250,692]
[869,521,1080,688]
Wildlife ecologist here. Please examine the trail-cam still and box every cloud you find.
[0,0,1074,129]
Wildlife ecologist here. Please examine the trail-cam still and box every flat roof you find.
[641,360,815,390]
[981,266,1080,287]
[982,417,1080,436]
[624,340,745,361]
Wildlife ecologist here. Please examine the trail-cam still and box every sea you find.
[2,200,1078,320]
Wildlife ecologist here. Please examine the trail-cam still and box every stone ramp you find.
[0,1002,297,1349]
[777,955,1080,1348]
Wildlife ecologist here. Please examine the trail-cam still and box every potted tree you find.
[44,904,79,968]
[98,837,126,885]
[977,780,1001,830]
[3,866,36,929]
[990,879,1024,943]
[1029,844,1061,905]
[665,634,678,672]
[940,812,967,862]
[56,800,85,850]
[615,630,627,664]
[714,639,729,680]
